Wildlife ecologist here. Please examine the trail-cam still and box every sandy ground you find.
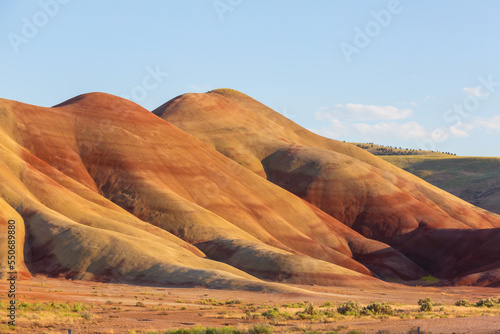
[0,277,499,334]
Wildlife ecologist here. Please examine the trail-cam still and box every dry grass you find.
[1,278,500,333]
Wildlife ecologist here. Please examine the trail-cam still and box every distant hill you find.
[351,142,456,157]
[384,155,500,215]
[352,143,500,215]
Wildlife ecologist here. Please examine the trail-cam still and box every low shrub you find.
[225,300,242,305]
[282,302,306,308]
[72,302,86,312]
[455,299,471,307]
[418,298,433,312]
[80,310,94,320]
[476,298,497,308]
[261,308,293,320]
[420,275,439,283]
[361,302,394,316]
[337,300,361,316]
[165,325,246,334]
[248,324,273,334]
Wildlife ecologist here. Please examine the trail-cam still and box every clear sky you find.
[2,1,500,156]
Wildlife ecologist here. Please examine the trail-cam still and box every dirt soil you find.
[1,277,500,334]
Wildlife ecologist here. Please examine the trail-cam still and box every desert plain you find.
[1,276,500,333]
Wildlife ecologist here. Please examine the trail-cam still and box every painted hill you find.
[154,88,500,287]
[0,93,424,290]
[1,90,499,289]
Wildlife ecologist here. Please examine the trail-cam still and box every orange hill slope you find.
[0,93,426,289]
[154,89,500,286]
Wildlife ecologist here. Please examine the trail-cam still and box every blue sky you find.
[1,0,500,156]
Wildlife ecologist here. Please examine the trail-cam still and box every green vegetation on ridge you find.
[353,142,500,215]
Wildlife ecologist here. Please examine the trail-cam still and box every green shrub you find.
[418,297,433,305]
[420,275,439,283]
[261,308,278,319]
[361,302,394,316]
[296,302,337,320]
[304,303,316,315]
[31,302,44,311]
[455,299,471,307]
[419,302,432,312]
[207,88,245,96]
[248,324,273,334]
[51,302,70,311]
[80,310,94,320]
[225,300,242,305]
[418,298,433,312]
[261,308,292,320]
[72,302,84,312]
[337,300,361,316]
[476,298,497,308]
[217,328,243,334]
[282,302,306,308]
[18,301,30,309]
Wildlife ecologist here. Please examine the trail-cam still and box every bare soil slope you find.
[0,93,425,289]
